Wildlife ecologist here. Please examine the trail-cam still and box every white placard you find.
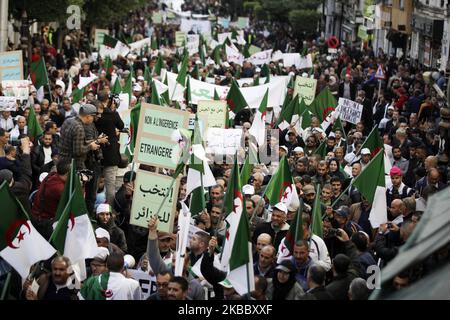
[338,98,363,125]
[206,128,242,155]
[0,96,17,111]
[1,80,30,101]
[127,269,157,299]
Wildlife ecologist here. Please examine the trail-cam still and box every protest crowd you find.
[0,0,449,301]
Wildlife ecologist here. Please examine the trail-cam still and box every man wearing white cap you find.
[95,227,124,255]
[96,203,128,253]
[360,148,371,170]
[252,202,290,249]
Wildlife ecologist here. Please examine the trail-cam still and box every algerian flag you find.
[352,150,387,228]
[79,271,141,300]
[176,54,189,87]
[277,96,298,131]
[100,34,130,60]
[311,184,323,239]
[50,162,98,282]
[65,75,73,98]
[150,80,162,105]
[240,153,253,185]
[308,87,337,123]
[111,77,122,95]
[221,157,255,295]
[30,58,49,90]
[277,200,304,263]
[77,72,98,89]
[185,119,216,196]
[264,156,299,207]
[153,55,165,76]
[0,182,56,279]
[226,79,248,114]
[248,88,268,145]
[27,105,43,140]
[125,103,140,161]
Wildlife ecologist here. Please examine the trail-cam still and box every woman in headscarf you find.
[266,260,304,300]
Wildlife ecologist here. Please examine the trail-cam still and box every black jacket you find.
[95,108,124,167]
[200,251,226,300]
[252,222,289,250]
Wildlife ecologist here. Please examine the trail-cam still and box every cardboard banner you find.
[197,100,227,132]
[293,77,317,106]
[186,34,199,55]
[206,128,243,155]
[175,31,187,47]
[134,103,189,169]
[152,11,163,24]
[0,96,17,111]
[248,45,261,56]
[93,29,109,49]
[129,38,151,52]
[130,170,180,232]
[217,18,230,29]
[127,269,157,299]
[338,98,363,125]
[237,17,249,29]
[282,53,312,69]
[249,49,273,66]
[225,45,244,66]
[180,18,211,34]
[0,51,23,81]
[1,80,29,101]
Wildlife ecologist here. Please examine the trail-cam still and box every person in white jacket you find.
[277,212,331,272]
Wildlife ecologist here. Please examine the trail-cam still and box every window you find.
[400,0,404,9]
[442,0,446,7]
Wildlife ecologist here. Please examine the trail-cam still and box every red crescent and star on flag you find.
[5,219,31,249]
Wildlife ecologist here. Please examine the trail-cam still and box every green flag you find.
[154,55,164,76]
[191,64,199,80]
[331,116,347,140]
[185,76,192,106]
[240,154,252,185]
[30,58,49,89]
[314,138,327,159]
[144,65,152,84]
[176,54,189,87]
[151,37,158,50]
[261,64,270,78]
[360,126,383,157]
[243,44,250,59]
[311,184,323,239]
[214,89,220,101]
[162,74,170,104]
[253,76,260,86]
[280,199,304,259]
[71,86,85,103]
[309,87,337,122]
[111,77,122,95]
[103,56,113,77]
[264,156,295,206]
[150,81,162,105]
[212,46,221,65]
[123,67,134,103]
[27,105,43,140]
[226,79,248,114]
[125,103,141,161]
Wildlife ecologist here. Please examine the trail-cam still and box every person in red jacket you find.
[31,159,71,239]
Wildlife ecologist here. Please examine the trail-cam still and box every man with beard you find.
[386,166,415,207]
[96,203,127,253]
[253,202,290,249]
[392,146,409,175]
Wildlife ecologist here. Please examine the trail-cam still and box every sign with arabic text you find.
[337,98,363,125]
[130,170,180,233]
[0,51,23,82]
[0,96,17,111]
[1,80,29,101]
[197,100,227,132]
[293,77,317,106]
[206,128,243,155]
[175,31,187,47]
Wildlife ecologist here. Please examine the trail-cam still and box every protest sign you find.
[0,51,23,81]
[197,100,227,132]
[130,170,180,232]
[282,53,312,70]
[338,98,363,125]
[129,38,151,53]
[127,269,157,299]
[218,32,232,44]
[175,31,187,47]
[138,103,189,137]
[0,96,17,111]
[1,80,29,101]
[206,128,242,155]
[94,29,109,49]
[217,17,230,28]
[249,49,273,66]
[237,17,249,29]
[152,11,163,24]
[134,135,180,170]
[187,34,200,55]
[248,45,261,56]
[225,45,244,65]
[180,19,211,34]
[293,77,317,105]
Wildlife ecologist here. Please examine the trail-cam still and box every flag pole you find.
[0,273,11,300]
[42,57,53,103]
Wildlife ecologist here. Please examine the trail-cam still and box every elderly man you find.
[253,245,276,278]
[253,202,290,249]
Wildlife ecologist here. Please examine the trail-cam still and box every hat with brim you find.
[302,184,315,195]
[219,279,233,288]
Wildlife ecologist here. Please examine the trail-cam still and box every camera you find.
[328,228,342,237]
[77,169,94,183]
[387,223,393,229]
[108,93,121,108]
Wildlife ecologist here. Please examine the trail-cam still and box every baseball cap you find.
[0,169,13,185]
[276,260,294,273]
[243,184,255,195]
[387,106,395,111]
[79,104,97,116]
[361,148,371,155]
[219,279,233,288]
[279,146,288,153]
[95,227,110,241]
[96,203,111,215]
[273,202,288,214]
[390,166,403,176]
[302,184,315,195]
[334,205,350,218]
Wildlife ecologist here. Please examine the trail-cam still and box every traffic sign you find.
[375,65,384,79]
[327,36,340,49]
